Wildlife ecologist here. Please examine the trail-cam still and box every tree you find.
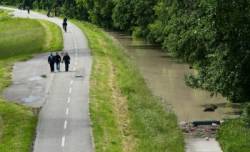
[78,0,114,28]
[113,0,157,36]
[112,0,135,32]
[186,0,250,102]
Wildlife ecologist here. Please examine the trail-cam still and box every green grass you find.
[0,17,62,59]
[0,18,45,59]
[0,9,10,19]
[39,20,63,52]
[0,9,63,152]
[73,20,184,152]
[217,119,250,152]
[0,99,37,152]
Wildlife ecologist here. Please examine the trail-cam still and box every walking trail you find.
[0,7,93,152]
[185,137,222,152]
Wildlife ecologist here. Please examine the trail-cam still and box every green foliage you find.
[82,0,114,28]
[217,119,250,152]
[243,104,250,127]
[113,0,157,36]
[147,0,250,103]
[148,0,216,62]
[185,0,250,102]
[0,0,22,6]
[112,0,135,32]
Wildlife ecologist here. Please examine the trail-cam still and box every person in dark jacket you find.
[48,53,55,72]
[27,6,30,14]
[62,17,68,32]
[63,52,70,72]
[55,52,61,71]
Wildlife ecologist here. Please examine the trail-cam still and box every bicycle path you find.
[0,7,93,152]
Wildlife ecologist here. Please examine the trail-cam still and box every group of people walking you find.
[47,18,69,72]
[48,52,71,72]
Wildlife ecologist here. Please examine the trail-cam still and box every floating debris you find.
[180,121,221,138]
[204,104,218,112]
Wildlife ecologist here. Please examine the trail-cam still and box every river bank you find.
[107,32,250,152]
[108,32,238,122]
[73,20,184,152]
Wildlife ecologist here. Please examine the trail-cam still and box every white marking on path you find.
[61,136,65,147]
[67,97,71,103]
[69,88,72,94]
[66,108,69,115]
[64,120,68,129]
[70,80,73,85]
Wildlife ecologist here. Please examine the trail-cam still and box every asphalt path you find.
[0,7,93,152]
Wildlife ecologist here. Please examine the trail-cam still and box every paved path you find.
[185,137,223,152]
[0,7,93,152]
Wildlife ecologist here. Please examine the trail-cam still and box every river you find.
[109,32,237,122]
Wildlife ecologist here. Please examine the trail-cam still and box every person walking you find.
[48,53,55,72]
[27,6,30,14]
[55,52,61,71]
[62,17,68,32]
[63,52,70,72]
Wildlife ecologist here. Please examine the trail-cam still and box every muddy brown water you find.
[109,32,238,122]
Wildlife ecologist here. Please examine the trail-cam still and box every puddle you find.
[22,95,40,103]
[29,76,43,81]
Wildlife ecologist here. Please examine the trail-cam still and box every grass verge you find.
[0,10,63,152]
[73,20,184,152]
[0,18,62,59]
[217,119,250,152]
[0,99,37,152]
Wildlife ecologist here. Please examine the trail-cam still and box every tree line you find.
[1,0,250,103]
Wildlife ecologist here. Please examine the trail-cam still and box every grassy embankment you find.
[217,119,250,152]
[73,20,184,152]
[0,9,62,152]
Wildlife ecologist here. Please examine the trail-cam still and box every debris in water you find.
[204,104,218,112]
[180,121,221,138]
